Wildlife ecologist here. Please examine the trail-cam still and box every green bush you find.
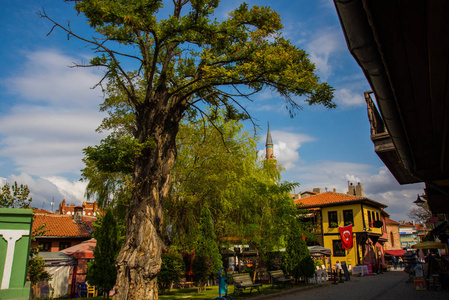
[314,259,324,267]
[192,255,213,293]
[158,253,185,294]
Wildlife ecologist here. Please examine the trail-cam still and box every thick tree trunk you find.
[113,98,183,300]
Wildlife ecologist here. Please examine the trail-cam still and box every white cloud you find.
[305,28,345,80]
[0,49,107,177]
[334,88,365,107]
[0,107,106,176]
[44,176,87,205]
[259,130,315,170]
[5,49,103,108]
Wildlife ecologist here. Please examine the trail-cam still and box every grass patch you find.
[159,282,312,300]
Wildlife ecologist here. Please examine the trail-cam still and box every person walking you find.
[398,256,403,268]
[392,256,398,269]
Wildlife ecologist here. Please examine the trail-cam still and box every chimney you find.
[333,188,337,193]
[355,182,364,197]
[348,182,355,195]
[73,206,83,224]
[313,188,322,194]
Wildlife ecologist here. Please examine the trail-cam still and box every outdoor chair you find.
[87,284,97,297]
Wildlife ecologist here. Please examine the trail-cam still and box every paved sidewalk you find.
[251,269,449,300]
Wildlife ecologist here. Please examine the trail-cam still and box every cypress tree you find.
[282,219,315,282]
[87,210,124,298]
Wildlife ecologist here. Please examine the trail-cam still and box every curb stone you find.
[245,282,332,300]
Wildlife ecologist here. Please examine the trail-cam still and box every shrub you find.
[158,253,185,294]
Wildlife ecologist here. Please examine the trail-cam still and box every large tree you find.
[41,1,334,298]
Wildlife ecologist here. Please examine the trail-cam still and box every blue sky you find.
[0,0,424,221]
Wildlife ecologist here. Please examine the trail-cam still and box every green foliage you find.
[87,210,125,295]
[195,205,222,276]
[165,113,258,251]
[0,182,32,208]
[81,136,135,219]
[158,253,185,294]
[192,255,213,293]
[282,220,315,281]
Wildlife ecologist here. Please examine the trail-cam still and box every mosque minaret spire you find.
[265,122,274,160]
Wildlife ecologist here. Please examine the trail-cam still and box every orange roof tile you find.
[295,191,387,209]
[33,213,97,238]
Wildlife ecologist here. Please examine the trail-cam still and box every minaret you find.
[266,122,274,160]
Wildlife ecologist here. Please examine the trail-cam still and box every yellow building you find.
[295,183,388,271]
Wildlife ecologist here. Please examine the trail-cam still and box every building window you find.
[332,240,345,256]
[343,210,353,226]
[328,211,338,228]
[390,232,394,247]
[39,241,51,252]
[368,211,372,227]
[59,242,71,251]
[376,212,380,221]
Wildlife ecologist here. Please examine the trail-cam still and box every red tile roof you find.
[415,223,427,230]
[385,218,400,225]
[33,208,54,214]
[32,213,97,238]
[294,191,387,209]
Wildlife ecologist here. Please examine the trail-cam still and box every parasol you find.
[411,241,446,250]
[61,238,96,259]
[308,245,331,256]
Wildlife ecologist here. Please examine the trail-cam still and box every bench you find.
[232,273,262,295]
[269,270,293,288]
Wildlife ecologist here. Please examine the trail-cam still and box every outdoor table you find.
[352,265,368,276]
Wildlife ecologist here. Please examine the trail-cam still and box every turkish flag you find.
[339,224,353,249]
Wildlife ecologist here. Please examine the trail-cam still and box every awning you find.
[384,250,406,256]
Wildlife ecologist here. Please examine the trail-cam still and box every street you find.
[261,269,449,300]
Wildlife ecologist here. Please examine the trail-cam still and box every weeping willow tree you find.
[43,1,334,298]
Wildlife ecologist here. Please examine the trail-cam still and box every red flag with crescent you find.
[339,224,353,249]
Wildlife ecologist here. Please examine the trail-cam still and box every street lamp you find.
[413,194,426,207]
